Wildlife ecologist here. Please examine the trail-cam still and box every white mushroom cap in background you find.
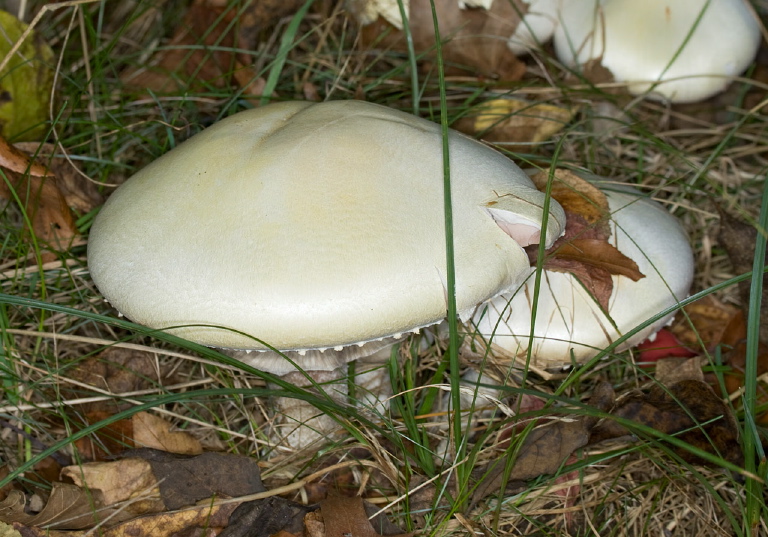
[507,0,562,55]
[88,100,565,372]
[553,0,761,103]
[346,0,407,28]
[472,185,694,367]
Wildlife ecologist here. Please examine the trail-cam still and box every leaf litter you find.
[0,134,81,260]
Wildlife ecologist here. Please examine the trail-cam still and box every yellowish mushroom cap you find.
[88,100,565,365]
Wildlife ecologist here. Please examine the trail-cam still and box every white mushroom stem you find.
[507,0,562,55]
[266,345,396,448]
[459,369,506,413]
[435,369,510,463]
[271,368,349,449]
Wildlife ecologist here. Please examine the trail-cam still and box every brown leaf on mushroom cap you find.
[526,169,644,310]
[551,240,644,282]
[358,0,527,80]
[538,257,615,311]
[530,169,611,237]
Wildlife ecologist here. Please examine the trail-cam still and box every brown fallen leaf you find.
[0,482,126,530]
[74,411,135,461]
[0,136,49,176]
[667,296,768,423]
[720,340,768,424]
[453,98,577,150]
[0,134,81,260]
[68,347,159,407]
[670,295,743,352]
[11,502,239,537]
[132,412,203,455]
[61,458,163,517]
[717,206,768,343]
[124,449,264,510]
[591,380,741,466]
[319,496,411,537]
[470,382,615,508]
[358,0,527,80]
[526,169,644,310]
[73,412,200,461]
[654,357,705,386]
[219,497,316,537]
[14,142,103,214]
[121,0,301,95]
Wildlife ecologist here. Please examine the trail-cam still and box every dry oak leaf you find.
[10,503,239,537]
[123,449,264,511]
[0,135,80,258]
[591,380,742,466]
[358,0,527,80]
[318,496,411,537]
[132,412,203,455]
[453,98,577,149]
[121,0,299,95]
[470,382,615,508]
[526,169,644,310]
[0,482,128,530]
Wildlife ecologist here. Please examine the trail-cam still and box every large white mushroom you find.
[88,100,565,447]
[472,182,694,368]
[553,0,761,103]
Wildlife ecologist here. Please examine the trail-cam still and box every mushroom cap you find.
[553,0,760,103]
[88,100,565,360]
[346,0,407,28]
[507,0,561,55]
[472,186,694,367]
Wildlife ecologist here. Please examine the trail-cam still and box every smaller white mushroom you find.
[507,0,563,55]
[553,0,761,103]
[473,183,694,367]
